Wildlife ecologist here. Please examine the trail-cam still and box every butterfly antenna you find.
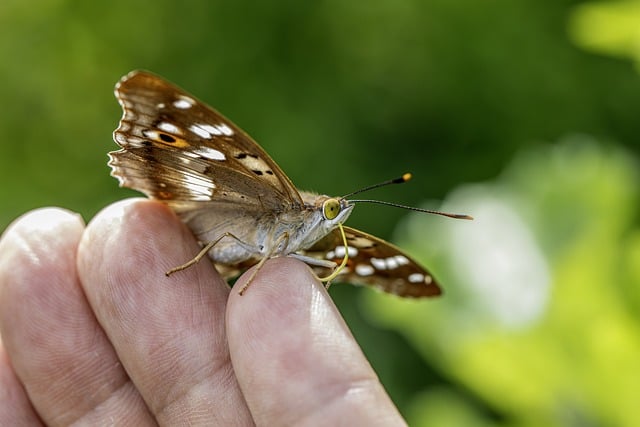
[349,199,473,220]
[342,172,413,198]
[346,172,473,220]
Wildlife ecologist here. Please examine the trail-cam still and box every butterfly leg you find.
[237,232,290,295]
[289,253,337,269]
[288,254,341,290]
[165,232,258,276]
[237,255,268,295]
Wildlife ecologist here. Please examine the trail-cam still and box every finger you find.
[77,199,253,425]
[227,257,406,426]
[0,208,151,426]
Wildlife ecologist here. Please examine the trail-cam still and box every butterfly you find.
[109,70,471,298]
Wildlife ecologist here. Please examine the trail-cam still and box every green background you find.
[2,1,640,425]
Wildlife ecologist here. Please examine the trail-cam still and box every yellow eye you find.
[322,199,341,220]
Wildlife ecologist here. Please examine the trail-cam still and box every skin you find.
[0,199,406,426]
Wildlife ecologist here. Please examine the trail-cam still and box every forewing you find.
[109,70,303,209]
[305,226,442,298]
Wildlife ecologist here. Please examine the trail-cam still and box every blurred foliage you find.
[366,138,640,426]
[1,1,640,425]
[569,0,640,71]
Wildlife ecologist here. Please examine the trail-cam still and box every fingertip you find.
[226,257,403,425]
[227,257,321,315]
[0,206,85,258]
[78,198,201,284]
[0,206,85,303]
[227,257,346,354]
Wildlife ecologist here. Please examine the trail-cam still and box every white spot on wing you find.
[334,245,359,258]
[193,146,226,161]
[371,258,386,270]
[200,124,223,136]
[386,257,399,269]
[355,264,375,276]
[190,123,234,139]
[394,255,410,266]
[142,129,160,140]
[218,123,234,136]
[190,124,211,139]
[408,273,425,283]
[158,122,181,134]
[173,96,194,109]
[371,256,409,270]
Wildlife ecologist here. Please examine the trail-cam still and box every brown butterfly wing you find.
[304,226,442,298]
[109,70,303,210]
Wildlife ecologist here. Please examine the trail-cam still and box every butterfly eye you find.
[322,199,341,220]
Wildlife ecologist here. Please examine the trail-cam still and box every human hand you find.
[0,199,406,426]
